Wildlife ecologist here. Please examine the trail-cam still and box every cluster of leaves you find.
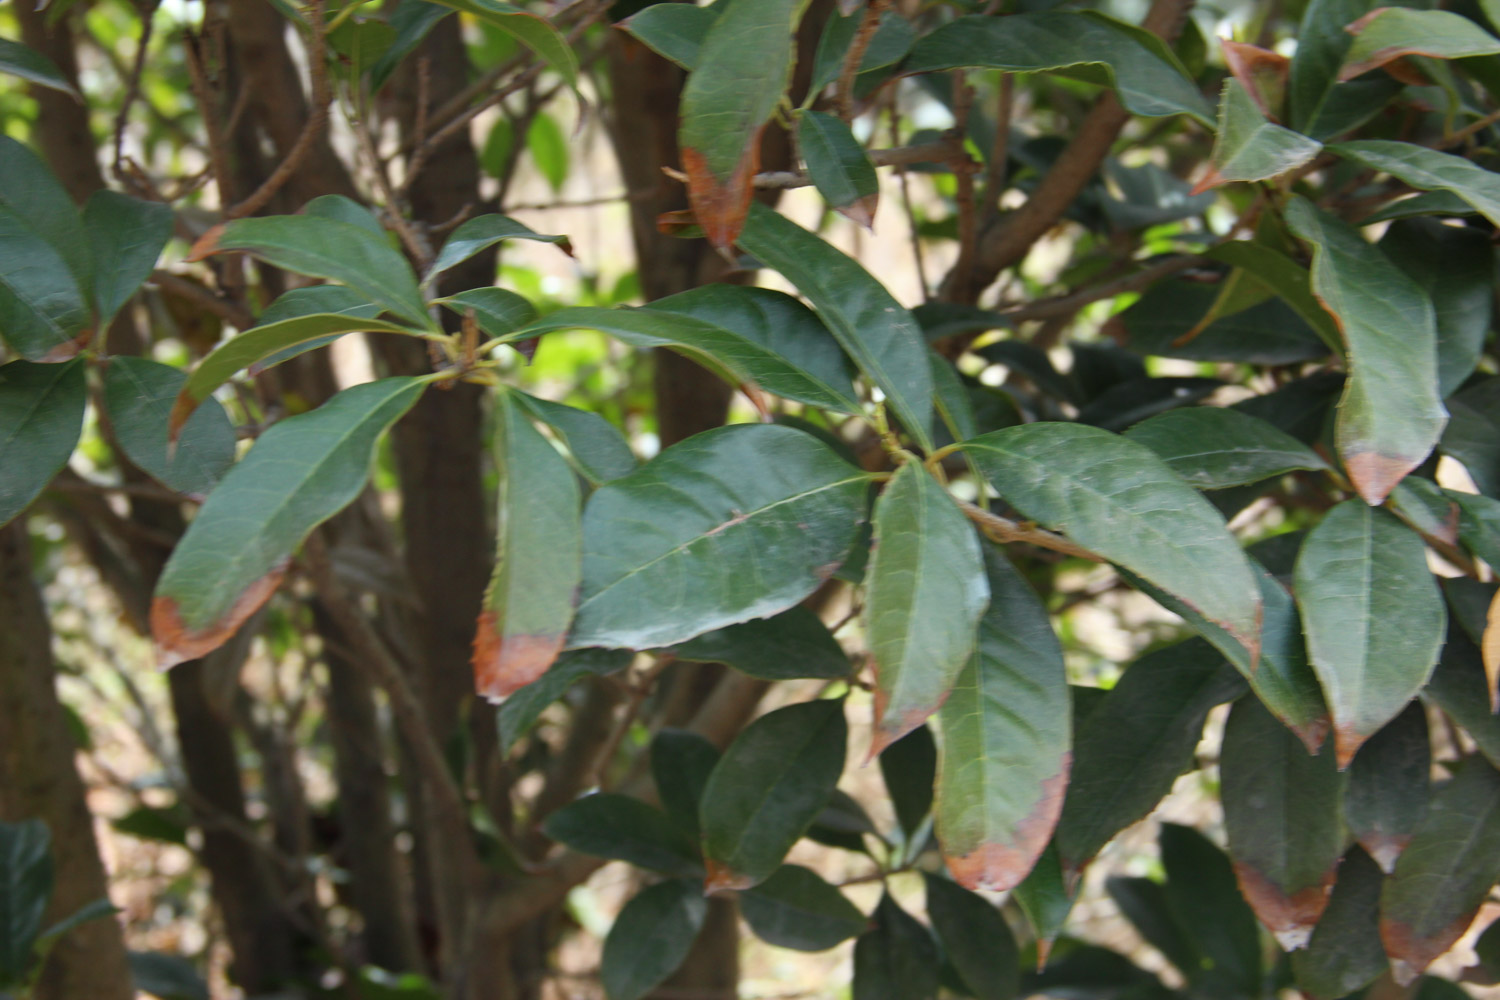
[8,0,1500,997]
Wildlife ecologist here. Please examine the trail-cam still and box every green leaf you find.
[740,865,867,952]
[699,698,847,890]
[963,422,1262,651]
[428,213,571,278]
[496,648,631,753]
[936,545,1069,892]
[0,37,79,96]
[671,606,850,681]
[421,0,577,87]
[519,303,860,415]
[1220,696,1345,950]
[111,805,189,847]
[511,392,634,486]
[437,287,538,345]
[1380,757,1500,984]
[1285,197,1445,505]
[652,729,719,841]
[1330,140,1500,230]
[1056,641,1246,874]
[1291,847,1389,1000]
[1198,79,1322,191]
[1426,627,1500,771]
[1345,702,1429,873]
[853,893,939,1000]
[866,462,987,754]
[303,194,384,236]
[677,0,802,246]
[0,136,91,295]
[806,789,878,855]
[0,818,53,987]
[1201,240,1348,352]
[526,113,568,194]
[924,873,1020,1000]
[370,0,450,93]
[1159,823,1263,999]
[0,358,86,529]
[737,203,935,450]
[618,3,718,70]
[569,424,868,650]
[1124,407,1329,489]
[1295,501,1446,767]
[809,6,914,96]
[1105,876,1200,982]
[1362,190,1477,224]
[128,951,210,1000]
[243,286,383,376]
[880,724,936,845]
[1011,842,1078,958]
[0,206,92,361]
[35,897,117,950]
[542,793,701,877]
[103,357,235,500]
[902,12,1213,125]
[473,393,580,700]
[1288,0,1401,139]
[1442,380,1500,498]
[1341,8,1500,80]
[1114,275,1329,366]
[798,111,878,226]
[190,216,431,329]
[82,191,171,328]
[600,879,707,1000]
[169,312,425,437]
[152,378,426,668]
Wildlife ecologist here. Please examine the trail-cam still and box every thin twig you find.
[835,0,892,121]
[958,499,1103,562]
[948,73,981,304]
[111,0,160,185]
[741,136,963,190]
[980,73,1014,226]
[890,103,930,300]
[150,269,256,329]
[183,31,235,212]
[350,95,432,268]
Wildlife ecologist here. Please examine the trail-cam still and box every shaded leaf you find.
[1106,876,1200,981]
[370,0,449,92]
[0,205,92,360]
[651,729,719,840]
[1345,702,1430,873]
[1291,847,1389,1000]
[809,6,914,96]
[1159,823,1263,999]
[127,951,210,1000]
[1114,276,1329,366]
[423,0,577,86]
[1379,217,1493,398]
[543,793,701,876]
[853,893,939,1000]
[438,287,538,344]
[925,873,1020,1000]
[741,865,867,952]
[0,818,52,986]
[0,136,91,295]
[806,789,878,855]
[1341,8,1500,80]
[601,879,707,1000]
[0,359,86,529]
[1362,190,1478,224]
[1295,501,1446,766]
[428,213,571,278]
[670,606,851,681]
[82,191,171,327]
[152,378,426,668]
[302,194,383,235]
[799,110,878,226]
[512,392,634,486]
[1426,628,1500,771]
[880,724,936,845]
[1205,239,1343,353]
[103,358,235,500]
[699,698,847,890]
[1331,140,1500,229]
[1011,842,1078,961]
[0,37,78,96]
[1288,0,1401,139]
[245,285,382,376]
[1196,79,1321,191]
[618,3,717,69]
[496,648,631,753]
[1075,376,1222,433]
[1124,406,1329,490]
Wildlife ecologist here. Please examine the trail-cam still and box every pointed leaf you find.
[569,424,868,650]
[809,6,914,96]
[126,951,211,1000]
[866,462,988,754]
[1195,79,1321,192]
[1346,702,1430,873]
[1286,197,1445,505]
[1291,847,1390,1000]
[152,378,426,668]
[0,818,53,986]
[496,648,631,752]
[0,37,79,96]
[1288,0,1401,139]
[924,873,1020,1000]
[677,0,802,247]
[542,793,701,877]
[798,110,878,226]
[740,865,867,952]
[1011,842,1077,960]
[1426,628,1500,771]
[936,545,1069,891]
[1057,641,1246,874]
[0,358,85,528]
[1221,696,1345,950]
[902,12,1212,124]
[1221,39,1289,118]
[303,194,384,235]
[962,422,1262,652]
[1379,218,1493,399]
[698,698,847,890]
[853,893,939,1000]
[601,879,707,1000]
[0,206,92,360]
[1331,140,1500,229]
[1295,500,1446,767]
[671,606,850,681]
[1341,8,1500,80]
[82,190,172,327]
[1106,876,1201,981]
[880,724,936,845]
[104,358,235,500]
[652,729,719,841]
[1124,407,1329,489]
[428,213,571,278]
[511,392,634,486]
[1362,190,1478,224]
[1205,241,1343,352]
[188,216,431,329]
[473,394,580,700]
[618,3,718,70]
[1381,757,1500,984]
[421,0,577,87]
[244,285,382,376]
[737,203,935,450]
[1159,824,1264,999]
[35,898,118,948]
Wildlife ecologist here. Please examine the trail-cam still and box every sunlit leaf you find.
[1331,140,1500,229]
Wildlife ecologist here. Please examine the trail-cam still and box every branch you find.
[730,136,963,191]
[995,253,1203,324]
[958,500,1103,563]
[835,0,891,121]
[150,269,255,330]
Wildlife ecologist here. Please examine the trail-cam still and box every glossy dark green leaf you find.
[0,137,91,296]
[853,893,939,1000]
[866,462,987,754]
[1452,490,1500,570]
[1288,0,1400,139]
[1331,141,1500,230]
[103,358,235,500]
[421,0,577,86]
[799,110,878,226]
[111,805,189,847]
[903,12,1212,124]
[740,865,867,952]
[1346,702,1429,874]
[1057,641,1246,873]
[0,358,86,528]
[472,393,580,700]
[542,793,701,877]
[698,698,847,890]
[0,37,78,96]
[511,392,634,486]
[1381,757,1500,984]
[618,3,717,69]
[1340,8,1500,79]
[1198,79,1321,190]
[127,951,210,1000]
[1106,876,1200,981]
[924,873,1019,1000]
[1443,380,1500,498]
[677,0,801,247]
[190,215,431,329]
[963,423,1261,651]
[1221,696,1345,950]
[1022,941,1171,998]
[302,195,383,235]
[0,818,53,986]
[428,214,570,279]
[1075,376,1222,433]
[672,606,850,681]
[1363,190,1477,224]
[1296,501,1446,767]
[937,545,1069,892]
[1285,198,1445,506]
[1159,823,1263,999]
[1291,847,1389,1000]
[496,648,631,753]
[1204,240,1342,353]
[652,729,719,840]
[370,0,450,92]
[737,203,935,450]
[1011,842,1078,960]
[152,378,426,668]
[1124,407,1329,489]
[1379,218,1493,398]
[82,190,171,327]
[601,879,707,1000]
[806,789,878,855]
[569,424,868,650]
[0,205,91,360]
[879,724,936,844]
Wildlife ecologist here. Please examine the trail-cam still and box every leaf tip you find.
[835,194,878,231]
[1189,165,1226,196]
[471,612,564,702]
[1333,721,1368,770]
[1381,909,1482,986]
[681,139,761,250]
[941,766,1068,893]
[1345,451,1413,506]
[150,564,287,670]
[703,858,754,895]
[1233,860,1333,952]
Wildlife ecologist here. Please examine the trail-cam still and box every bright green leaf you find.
[1341,8,1500,80]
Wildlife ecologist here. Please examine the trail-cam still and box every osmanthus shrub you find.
[4,0,1500,997]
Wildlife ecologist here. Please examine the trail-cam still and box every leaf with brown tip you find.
[1221,39,1289,119]
[1340,8,1500,81]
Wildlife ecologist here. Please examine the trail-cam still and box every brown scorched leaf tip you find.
[151,561,289,670]
[681,133,763,251]
[471,610,565,703]
[1232,858,1336,951]
[942,766,1069,893]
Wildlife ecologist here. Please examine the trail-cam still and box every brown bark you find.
[0,522,132,1000]
[13,4,105,202]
